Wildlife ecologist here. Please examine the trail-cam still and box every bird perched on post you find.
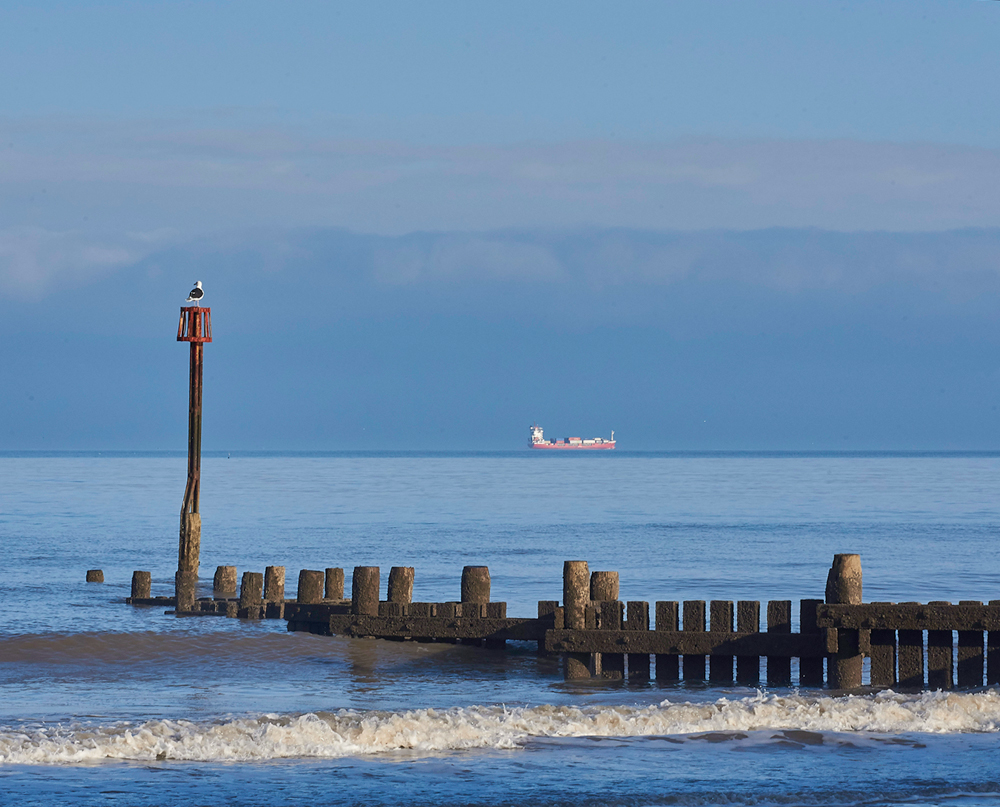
[186,281,205,306]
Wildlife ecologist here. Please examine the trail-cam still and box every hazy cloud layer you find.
[0,226,170,299]
[372,236,568,285]
[5,225,1000,450]
[3,118,1000,242]
[6,224,1000,311]
[360,227,1000,319]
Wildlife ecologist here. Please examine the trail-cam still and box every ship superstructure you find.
[529,423,615,450]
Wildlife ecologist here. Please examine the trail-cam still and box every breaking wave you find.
[3,689,1000,764]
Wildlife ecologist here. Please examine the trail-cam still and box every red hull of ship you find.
[530,442,616,450]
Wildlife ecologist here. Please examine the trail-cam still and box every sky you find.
[1,1,999,450]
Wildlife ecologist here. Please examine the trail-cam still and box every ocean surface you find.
[2,451,1000,806]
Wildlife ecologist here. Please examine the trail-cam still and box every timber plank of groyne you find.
[126,596,176,606]
[285,602,353,619]
[799,599,824,687]
[537,601,560,654]
[817,603,1000,631]
[989,600,1000,686]
[626,601,651,679]
[958,600,985,688]
[866,602,896,687]
[897,601,924,689]
[735,601,760,684]
[655,601,680,680]
[288,612,545,641]
[683,601,707,680]
[330,615,540,640]
[767,601,792,686]
[545,630,826,657]
[927,601,954,690]
[600,600,625,679]
[709,601,734,682]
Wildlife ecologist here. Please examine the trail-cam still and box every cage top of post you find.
[177,306,212,343]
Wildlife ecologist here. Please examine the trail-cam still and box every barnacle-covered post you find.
[175,305,212,612]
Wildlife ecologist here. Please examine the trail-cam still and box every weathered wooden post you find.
[537,600,560,655]
[238,571,263,618]
[767,600,792,686]
[683,600,706,680]
[351,566,380,616]
[461,566,490,616]
[927,600,954,690]
[264,566,285,602]
[591,571,623,679]
[826,553,863,689]
[736,601,761,684]
[131,571,151,600]
[388,567,415,604]
[213,566,237,595]
[459,566,490,645]
[590,571,618,602]
[175,304,212,613]
[325,568,345,600]
[709,601,734,682]
[297,570,324,604]
[262,566,286,618]
[655,601,680,680]
[626,601,651,679]
[870,602,897,688]
[563,560,591,679]
[957,600,984,688]
[799,599,824,687]
[989,599,1000,686]
[898,601,924,689]
[382,567,415,617]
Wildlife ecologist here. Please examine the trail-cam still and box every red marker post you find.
[175,306,212,612]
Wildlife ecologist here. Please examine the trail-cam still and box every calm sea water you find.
[2,452,1000,806]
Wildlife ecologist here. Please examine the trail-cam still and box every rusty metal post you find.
[175,306,211,613]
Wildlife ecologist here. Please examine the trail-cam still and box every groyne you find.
[127,553,1000,690]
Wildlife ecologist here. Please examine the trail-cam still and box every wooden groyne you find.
[127,553,1000,690]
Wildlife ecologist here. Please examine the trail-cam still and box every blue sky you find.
[3,1,998,146]
[1,1,999,449]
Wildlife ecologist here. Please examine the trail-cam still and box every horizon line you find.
[3,449,1000,459]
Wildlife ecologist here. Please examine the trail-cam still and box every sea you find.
[2,451,1000,806]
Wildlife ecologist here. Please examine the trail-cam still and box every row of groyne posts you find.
[130,553,1000,690]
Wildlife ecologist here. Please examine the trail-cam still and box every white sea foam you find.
[2,690,999,765]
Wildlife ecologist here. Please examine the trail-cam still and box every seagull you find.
[186,281,205,306]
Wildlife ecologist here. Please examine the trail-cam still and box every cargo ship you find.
[529,423,615,450]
